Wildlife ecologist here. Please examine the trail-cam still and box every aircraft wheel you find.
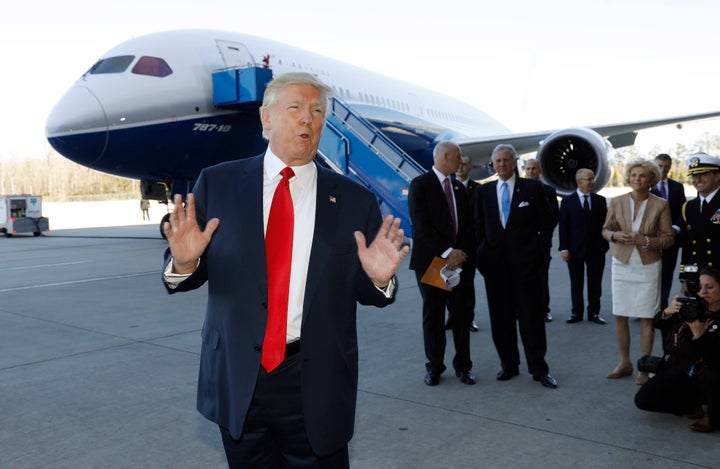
[33,232,41,237]
[160,213,171,240]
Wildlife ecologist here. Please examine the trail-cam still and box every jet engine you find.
[536,127,612,197]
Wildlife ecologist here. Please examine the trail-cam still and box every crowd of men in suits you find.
[408,142,720,394]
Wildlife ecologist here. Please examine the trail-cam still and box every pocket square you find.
[518,201,530,208]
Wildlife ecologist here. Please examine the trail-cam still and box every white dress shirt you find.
[164,149,394,342]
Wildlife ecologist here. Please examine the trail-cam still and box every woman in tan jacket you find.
[602,159,674,384]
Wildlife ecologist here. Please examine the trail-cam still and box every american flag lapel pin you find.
[329,195,336,204]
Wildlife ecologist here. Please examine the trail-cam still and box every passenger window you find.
[88,55,135,74]
[132,56,173,77]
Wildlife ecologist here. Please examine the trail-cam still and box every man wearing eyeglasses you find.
[559,168,609,325]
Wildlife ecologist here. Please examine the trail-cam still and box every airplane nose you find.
[45,84,108,166]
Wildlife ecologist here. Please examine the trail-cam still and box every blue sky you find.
[2,0,720,159]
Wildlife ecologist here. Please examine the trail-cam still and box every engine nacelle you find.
[536,127,612,197]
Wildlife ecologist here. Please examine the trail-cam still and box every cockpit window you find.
[87,55,135,74]
[132,56,173,77]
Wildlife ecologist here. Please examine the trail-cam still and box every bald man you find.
[409,141,477,386]
[558,168,608,324]
[524,159,559,322]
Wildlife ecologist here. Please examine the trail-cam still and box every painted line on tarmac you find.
[0,271,157,293]
[3,260,92,271]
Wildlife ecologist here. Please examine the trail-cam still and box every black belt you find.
[285,340,301,358]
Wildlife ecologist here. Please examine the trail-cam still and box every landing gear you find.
[160,213,170,240]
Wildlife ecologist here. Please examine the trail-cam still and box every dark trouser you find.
[446,265,476,324]
[416,270,472,375]
[659,245,680,311]
[635,367,720,426]
[482,265,548,376]
[220,353,349,469]
[567,252,605,318]
[541,248,551,313]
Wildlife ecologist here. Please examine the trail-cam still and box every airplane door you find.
[216,40,256,68]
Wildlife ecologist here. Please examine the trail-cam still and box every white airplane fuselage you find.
[46,29,508,191]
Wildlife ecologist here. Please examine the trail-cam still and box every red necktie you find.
[262,166,295,372]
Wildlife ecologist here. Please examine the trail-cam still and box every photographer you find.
[634,267,720,433]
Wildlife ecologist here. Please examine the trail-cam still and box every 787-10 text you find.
[192,123,232,132]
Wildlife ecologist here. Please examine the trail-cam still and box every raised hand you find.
[163,193,220,273]
[354,215,410,288]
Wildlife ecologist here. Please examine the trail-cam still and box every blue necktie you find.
[658,181,667,199]
[501,181,510,225]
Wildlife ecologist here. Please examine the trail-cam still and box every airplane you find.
[45,29,720,236]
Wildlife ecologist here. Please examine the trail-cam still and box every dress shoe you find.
[589,315,606,325]
[544,312,553,322]
[456,371,476,385]
[424,371,439,386]
[685,405,705,420]
[496,369,519,381]
[606,364,633,379]
[689,418,716,433]
[469,321,479,332]
[533,373,558,389]
[566,315,582,324]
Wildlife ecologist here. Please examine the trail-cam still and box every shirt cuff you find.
[163,257,199,289]
[441,247,453,258]
[375,276,396,298]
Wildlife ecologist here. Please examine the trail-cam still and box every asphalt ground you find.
[1,202,717,468]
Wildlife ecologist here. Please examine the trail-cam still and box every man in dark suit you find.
[409,141,477,386]
[161,72,409,468]
[558,168,609,325]
[474,144,558,389]
[445,155,479,332]
[680,153,720,282]
[524,158,559,322]
[650,153,686,310]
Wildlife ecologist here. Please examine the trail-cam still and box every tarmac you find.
[1,199,718,469]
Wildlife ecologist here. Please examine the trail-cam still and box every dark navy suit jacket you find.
[409,171,475,273]
[558,192,609,257]
[163,153,395,456]
[474,177,556,276]
[651,178,686,229]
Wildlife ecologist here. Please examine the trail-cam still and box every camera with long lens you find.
[678,265,707,322]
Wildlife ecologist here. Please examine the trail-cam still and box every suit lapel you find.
[302,164,340,319]
[507,179,525,225]
[242,155,269,299]
[487,181,502,230]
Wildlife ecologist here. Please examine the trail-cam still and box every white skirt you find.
[611,249,661,318]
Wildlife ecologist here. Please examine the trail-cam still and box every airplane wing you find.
[456,110,720,194]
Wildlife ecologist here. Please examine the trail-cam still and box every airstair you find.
[212,66,423,237]
[317,97,423,237]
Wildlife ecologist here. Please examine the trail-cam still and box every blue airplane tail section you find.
[318,97,423,238]
[212,67,422,237]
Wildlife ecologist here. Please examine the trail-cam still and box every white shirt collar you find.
[576,188,590,198]
[497,174,516,188]
[703,185,720,204]
[431,166,451,185]
[264,148,315,182]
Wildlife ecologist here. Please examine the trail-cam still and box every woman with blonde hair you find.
[602,159,674,384]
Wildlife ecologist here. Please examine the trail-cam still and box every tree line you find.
[1,133,720,200]
[0,152,138,201]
